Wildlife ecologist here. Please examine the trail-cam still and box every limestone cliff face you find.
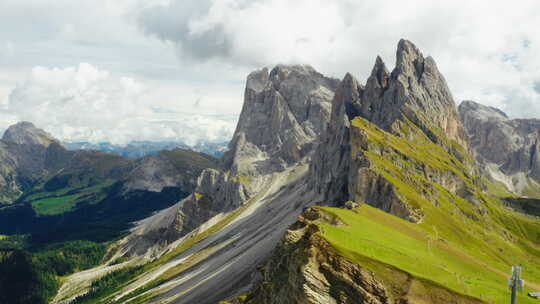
[222,65,339,175]
[459,100,540,193]
[246,41,485,304]
[311,39,473,221]
[310,73,362,203]
[247,208,483,304]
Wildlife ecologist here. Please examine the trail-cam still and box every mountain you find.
[41,41,540,304]
[459,100,540,196]
[65,140,229,159]
[0,121,69,204]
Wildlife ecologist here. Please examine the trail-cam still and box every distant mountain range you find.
[0,122,219,303]
[64,140,229,158]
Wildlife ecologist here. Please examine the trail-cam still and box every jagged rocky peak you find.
[368,56,389,89]
[222,64,339,174]
[459,100,540,191]
[2,121,58,147]
[311,39,474,220]
[363,39,467,146]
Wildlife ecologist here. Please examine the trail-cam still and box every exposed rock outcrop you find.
[0,142,20,203]
[459,100,540,194]
[122,149,217,193]
[310,73,362,203]
[163,168,249,242]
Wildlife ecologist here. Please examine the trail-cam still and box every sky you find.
[0,0,539,145]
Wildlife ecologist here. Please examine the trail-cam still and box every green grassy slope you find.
[313,117,540,303]
[26,180,115,215]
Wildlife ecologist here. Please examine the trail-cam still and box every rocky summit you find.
[0,122,66,203]
[2,121,59,147]
[17,40,540,304]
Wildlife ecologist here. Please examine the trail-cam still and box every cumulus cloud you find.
[1,0,540,145]
[138,0,540,118]
[2,63,236,145]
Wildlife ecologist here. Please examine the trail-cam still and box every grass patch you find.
[317,205,540,303]
[32,194,82,215]
[30,180,115,216]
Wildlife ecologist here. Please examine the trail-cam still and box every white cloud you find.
[2,63,237,145]
[0,41,14,59]
[1,0,540,146]
[138,0,540,118]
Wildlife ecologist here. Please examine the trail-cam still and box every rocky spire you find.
[2,121,58,147]
[394,38,425,77]
[370,56,390,88]
[310,72,363,202]
[360,39,468,147]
